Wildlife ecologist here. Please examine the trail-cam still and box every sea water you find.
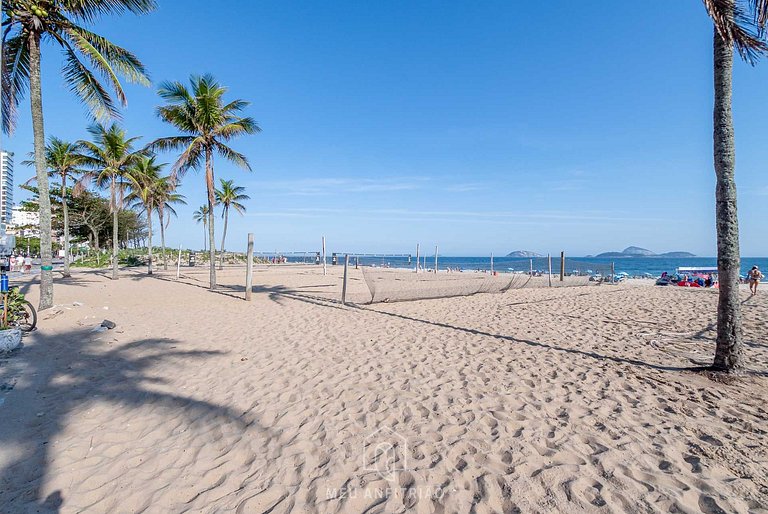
[335,255,768,278]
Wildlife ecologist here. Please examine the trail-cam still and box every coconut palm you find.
[214,179,249,270]
[702,1,768,371]
[149,74,259,289]
[154,179,186,270]
[1,0,155,310]
[21,137,85,278]
[193,205,209,252]
[77,123,144,280]
[125,156,164,275]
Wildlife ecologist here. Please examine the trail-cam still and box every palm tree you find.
[215,179,249,270]
[193,205,210,252]
[2,0,155,310]
[125,156,164,275]
[149,74,259,289]
[21,137,85,278]
[155,179,186,270]
[77,123,144,280]
[703,1,767,371]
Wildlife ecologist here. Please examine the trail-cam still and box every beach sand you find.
[1,265,766,513]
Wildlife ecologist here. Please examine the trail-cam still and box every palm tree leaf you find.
[749,0,768,33]
[704,0,768,62]
[65,24,149,90]
[213,117,261,140]
[213,141,252,171]
[1,33,30,134]
[61,0,157,23]
[61,44,120,121]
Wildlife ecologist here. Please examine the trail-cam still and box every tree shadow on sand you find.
[0,327,273,513]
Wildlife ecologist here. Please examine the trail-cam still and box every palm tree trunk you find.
[147,207,153,275]
[28,31,54,310]
[202,221,207,251]
[111,175,119,280]
[712,27,743,371]
[61,174,71,278]
[160,208,168,271]
[205,146,216,289]
[219,206,228,271]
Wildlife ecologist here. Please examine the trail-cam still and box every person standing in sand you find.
[748,266,763,295]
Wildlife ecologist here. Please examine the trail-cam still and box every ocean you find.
[311,255,768,278]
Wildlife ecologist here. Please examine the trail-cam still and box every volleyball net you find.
[356,257,616,304]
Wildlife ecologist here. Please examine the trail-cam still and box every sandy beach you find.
[1,265,766,513]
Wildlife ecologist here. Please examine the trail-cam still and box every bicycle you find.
[1,286,37,332]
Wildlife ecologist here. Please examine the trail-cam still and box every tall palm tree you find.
[125,156,164,275]
[155,179,186,270]
[21,137,85,278]
[703,0,767,371]
[193,205,209,252]
[215,179,249,270]
[77,123,144,280]
[2,0,155,310]
[149,74,259,289]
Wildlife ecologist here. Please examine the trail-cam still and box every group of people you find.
[9,254,34,273]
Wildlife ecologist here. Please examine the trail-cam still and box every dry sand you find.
[1,264,766,513]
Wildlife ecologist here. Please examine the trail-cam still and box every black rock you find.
[100,320,117,330]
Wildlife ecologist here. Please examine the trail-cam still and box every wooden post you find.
[434,245,438,273]
[415,243,420,273]
[611,261,615,285]
[530,258,533,276]
[341,254,349,305]
[490,252,494,274]
[322,236,327,276]
[560,251,565,282]
[176,244,182,280]
[355,256,359,269]
[548,254,552,287]
[245,233,254,301]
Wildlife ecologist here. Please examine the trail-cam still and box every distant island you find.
[507,250,544,258]
[593,246,695,258]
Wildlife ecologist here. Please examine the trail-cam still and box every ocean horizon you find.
[291,255,768,278]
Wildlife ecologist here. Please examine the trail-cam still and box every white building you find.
[11,205,39,227]
[0,151,13,230]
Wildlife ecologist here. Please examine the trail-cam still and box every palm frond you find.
[61,0,157,24]
[213,141,251,171]
[66,24,149,86]
[1,33,30,134]
[213,117,261,140]
[61,43,119,121]
[704,0,768,62]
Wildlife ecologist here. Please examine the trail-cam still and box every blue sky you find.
[2,1,768,256]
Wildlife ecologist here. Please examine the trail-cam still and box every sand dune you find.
[1,265,766,513]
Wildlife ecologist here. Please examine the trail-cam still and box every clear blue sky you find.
[3,1,768,256]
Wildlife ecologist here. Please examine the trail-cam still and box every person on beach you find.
[748,266,763,295]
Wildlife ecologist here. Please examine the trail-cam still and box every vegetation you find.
[215,179,249,270]
[21,137,85,277]
[193,205,210,251]
[703,0,768,371]
[78,123,145,280]
[150,74,259,289]
[1,0,155,310]
[125,156,164,274]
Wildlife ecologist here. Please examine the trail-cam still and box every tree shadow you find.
[0,327,274,513]
[359,306,742,375]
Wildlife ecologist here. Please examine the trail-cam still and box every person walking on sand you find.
[748,266,764,295]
